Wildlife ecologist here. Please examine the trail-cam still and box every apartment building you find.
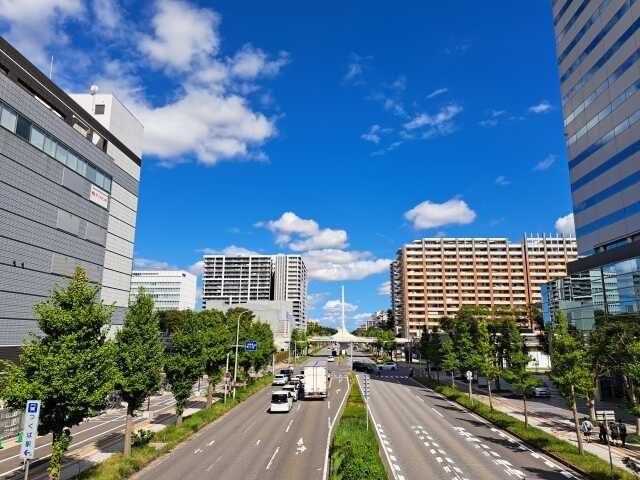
[392,235,577,338]
[272,254,308,331]
[0,37,143,361]
[542,2,640,331]
[130,270,197,311]
[202,254,308,331]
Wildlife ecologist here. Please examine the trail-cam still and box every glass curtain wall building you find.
[544,1,640,330]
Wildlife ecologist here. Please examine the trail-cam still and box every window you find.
[29,127,45,149]
[66,152,78,171]
[15,116,30,141]
[43,136,56,156]
[54,144,68,164]
[0,105,17,132]
[94,104,105,115]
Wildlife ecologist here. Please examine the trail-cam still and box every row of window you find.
[554,0,576,26]
[568,78,640,147]
[575,169,640,214]
[576,201,640,237]
[565,48,640,128]
[570,101,640,170]
[0,101,112,193]
[561,0,633,84]
[559,0,610,61]
[564,18,640,104]
[572,122,640,192]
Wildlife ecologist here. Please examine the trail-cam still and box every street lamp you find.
[233,310,252,399]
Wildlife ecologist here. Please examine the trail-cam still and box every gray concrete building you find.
[272,254,308,331]
[553,0,640,271]
[0,37,143,361]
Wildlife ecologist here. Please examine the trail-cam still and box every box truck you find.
[304,365,328,400]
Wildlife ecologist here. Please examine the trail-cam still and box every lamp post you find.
[233,310,251,399]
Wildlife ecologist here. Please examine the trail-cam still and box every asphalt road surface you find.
[360,363,582,480]
[0,383,204,479]
[135,349,350,480]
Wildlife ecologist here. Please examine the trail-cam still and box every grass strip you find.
[79,374,273,480]
[330,374,388,480]
[415,376,636,480]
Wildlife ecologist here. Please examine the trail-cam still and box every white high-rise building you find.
[130,270,197,311]
[202,254,308,331]
[272,255,308,331]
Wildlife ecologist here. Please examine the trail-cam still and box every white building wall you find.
[130,270,197,311]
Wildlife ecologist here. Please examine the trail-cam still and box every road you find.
[0,383,205,479]
[135,349,350,480]
[361,363,583,480]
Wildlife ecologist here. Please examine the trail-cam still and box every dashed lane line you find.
[265,447,280,471]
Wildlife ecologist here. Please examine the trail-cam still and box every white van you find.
[271,391,293,413]
[282,384,298,401]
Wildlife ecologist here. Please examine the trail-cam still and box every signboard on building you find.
[19,400,40,459]
[89,184,109,209]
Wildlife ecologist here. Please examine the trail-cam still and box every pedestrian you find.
[581,419,593,443]
[618,420,627,448]
[610,421,620,446]
[599,421,609,444]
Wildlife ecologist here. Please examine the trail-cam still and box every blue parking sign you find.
[245,341,257,351]
[27,403,38,414]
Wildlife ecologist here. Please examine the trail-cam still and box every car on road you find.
[528,384,551,398]
[282,384,299,401]
[280,368,294,380]
[327,356,335,362]
[272,374,288,386]
[270,391,293,413]
[379,361,397,371]
[353,361,371,372]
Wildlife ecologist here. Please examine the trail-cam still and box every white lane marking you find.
[431,407,444,417]
[322,377,351,480]
[390,455,397,461]
[561,472,573,478]
[423,442,430,447]
[446,457,454,463]
[286,419,294,433]
[490,451,500,457]
[436,456,443,463]
[438,449,446,455]
[193,448,202,454]
[207,439,215,447]
[443,465,451,473]
[530,452,540,458]
[545,460,558,468]
[387,447,393,453]
[204,456,222,472]
[398,476,406,480]
[266,446,280,470]
[256,439,261,446]
[393,464,401,471]
[328,400,331,410]
[296,437,307,455]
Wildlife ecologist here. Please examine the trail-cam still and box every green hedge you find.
[415,376,636,480]
[330,374,388,480]
[80,375,273,480]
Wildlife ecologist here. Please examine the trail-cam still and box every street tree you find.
[0,269,117,480]
[476,320,499,411]
[115,289,164,456]
[440,335,458,387]
[550,312,593,454]
[249,320,275,374]
[454,319,477,375]
[503,321,540,428]
[200,310,230,407]
[165,311,204,425]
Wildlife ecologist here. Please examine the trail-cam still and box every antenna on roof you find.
[48,56,53,80]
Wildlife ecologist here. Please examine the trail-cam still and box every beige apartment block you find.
[391,235,577,338]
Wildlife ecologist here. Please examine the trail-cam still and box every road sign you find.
[466,370,473,381]
[596,410,616,421]
[245,341,257,351]
[20,400,40,459]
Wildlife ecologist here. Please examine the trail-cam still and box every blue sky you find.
[0,1,573,330]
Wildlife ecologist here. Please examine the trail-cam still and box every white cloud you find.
[303,249,391,281]
[229,44,290,79]
[91,0,121,32]
[404,103,462,131]
[353,312,373,322]
[324,299,358,312]
[361,124,391,144]
[555,213,575,236]
[495,175,510,186]
[529,100,552,114]
[260,212,348,251]
[188,260,205,276]
[405,198,476,230]
[533,154,557,171]
[479,109,507,128]
[133,258,176,270]
[0,0,85,66]
[200,245,260,256]
[377,281,391,295]
[343,53,370,84]
[426,88,448,99]
[138,0,220,71]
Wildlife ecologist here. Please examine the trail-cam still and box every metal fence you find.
[0,408,23,438]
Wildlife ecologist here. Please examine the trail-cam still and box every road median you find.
[78,374,273,480]
[329,374,388,480]
[415,376,636,480]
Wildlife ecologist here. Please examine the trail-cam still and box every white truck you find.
[304,364,328,400]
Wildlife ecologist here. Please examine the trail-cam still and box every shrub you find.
[131,429,154,447]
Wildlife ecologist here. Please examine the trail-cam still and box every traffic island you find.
[414,376,636,480]
[77,375,273,480]
[329,374,388,480]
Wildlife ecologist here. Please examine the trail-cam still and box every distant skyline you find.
[0,1,571,330]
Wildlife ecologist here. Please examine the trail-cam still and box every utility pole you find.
[224,353,230,403]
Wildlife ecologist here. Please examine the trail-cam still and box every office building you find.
[392,235,577,338]
[0,37,143,361]
[543,2,640,330]
[202,254,308,331]
[130,270,197,311]
[272,254,308,331]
